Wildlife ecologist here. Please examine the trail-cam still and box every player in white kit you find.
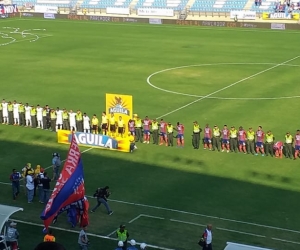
[36,105,43,128]
[24,103,32,127]
[69,110,76,131]
[83,113,90,133]
[13,100,20,125]
[56,107,63,130]
[2,99,8,124]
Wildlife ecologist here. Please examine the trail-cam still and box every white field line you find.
[19,147,92,181]
[2,181,300,235]
[155,55,300,119]
[0,34,53,46]
[146,63,300,101]
[128,214,143,224]
[14,18,300,35]
[13,219,175,250]
[216,227,266,238]
[271,238,300,245]
[109,213,164,236]
[106,228,118,237]
[170,219,266,238]
[170,219,206,227]
[140,214,165,220]
[2,181,300,236]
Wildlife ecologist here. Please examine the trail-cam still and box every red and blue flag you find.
[41,134,89,230]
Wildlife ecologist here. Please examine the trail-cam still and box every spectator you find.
[127,239,138,250]
[34,165,44,202]
[34,242,66,250]
[10,169,21,201]
[41,172,51,204]
[78,226,89,250]
[6,222,19,250]
[44,229,55,242]
[26,170,35,203]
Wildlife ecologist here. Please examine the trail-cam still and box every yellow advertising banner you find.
[263,12,300,20]
[57,130,130,153]
[106,93,133,136]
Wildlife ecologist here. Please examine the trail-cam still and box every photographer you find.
[90,186,113,215]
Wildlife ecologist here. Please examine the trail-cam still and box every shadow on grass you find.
[0,140,299,250]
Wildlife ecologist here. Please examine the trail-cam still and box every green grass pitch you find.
[0,18,300,250]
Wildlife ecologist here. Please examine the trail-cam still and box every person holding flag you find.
[41,134,89,232]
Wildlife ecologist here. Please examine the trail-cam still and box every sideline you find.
[155,55,300,118]
[1,180,300,235]
[12,219,175,250]
[4,18,300,35]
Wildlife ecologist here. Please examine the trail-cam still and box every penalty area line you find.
[156,55,300,119]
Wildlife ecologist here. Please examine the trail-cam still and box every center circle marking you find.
[146,63,300,100]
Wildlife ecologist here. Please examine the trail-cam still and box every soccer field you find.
[1,18,300,250]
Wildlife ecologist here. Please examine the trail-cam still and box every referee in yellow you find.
[91,114,99,134]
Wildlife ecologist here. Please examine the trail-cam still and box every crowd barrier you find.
[4,12,300,31]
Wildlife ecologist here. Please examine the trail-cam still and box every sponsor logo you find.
[201,21,226,27]
[269,13,291,19]
[108,96,130,115]
[44,13,55,19]
[123,17,137,23]
[240,23,257,28]
[0,14,7,18]
[90,16,110,21]
[22,13,33,17]
[271,23,286,30]
[71,133,118,149]
[0,4,18,14]
[149,18,162,24]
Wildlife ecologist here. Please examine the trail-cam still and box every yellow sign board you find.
[105,93,133,136]
[57,130,130,153]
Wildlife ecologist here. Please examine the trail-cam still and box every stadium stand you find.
[12,0,77,8]
[190,0,248,12]
[251,0,300,13]
[134,0,189,10]
[81,0,131,8]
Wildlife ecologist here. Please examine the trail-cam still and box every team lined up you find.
[193,124,299,159]
[1,99,299,159]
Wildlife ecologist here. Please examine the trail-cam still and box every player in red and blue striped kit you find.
[255,126,265,156]
[175,122,185,147]
[143,116,151,144]
[238,126,247,154]
[159,119,168,146]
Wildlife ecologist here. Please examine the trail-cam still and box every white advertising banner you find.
[35,5,58,14]
[137,8,174,17]
[106,7,130,15]
[230,10,256,20]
